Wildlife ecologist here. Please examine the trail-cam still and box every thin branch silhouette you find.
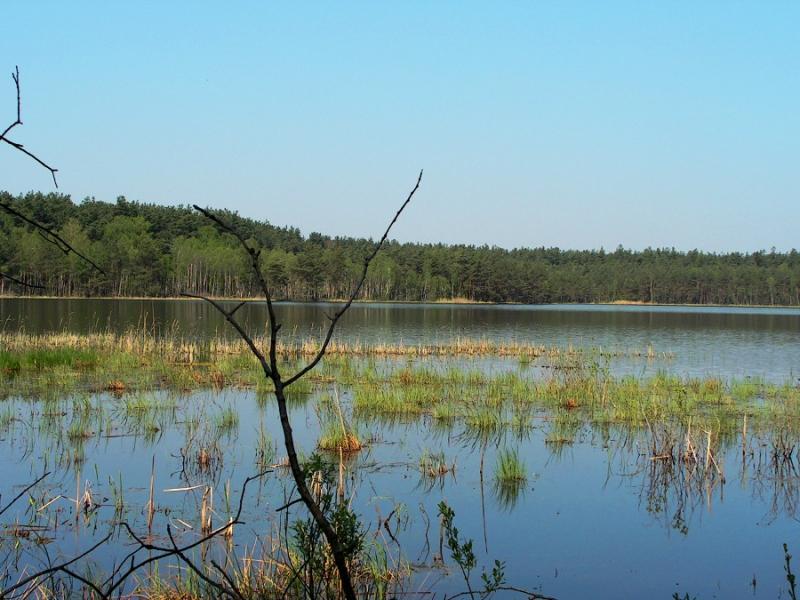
[0,66,59,187]
[1,65,104,288]
[185,170,423,600]
[0,270,44,289]
[0,201,106,275]
[1,470,270,599]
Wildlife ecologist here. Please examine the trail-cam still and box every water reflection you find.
[2,298,800,381]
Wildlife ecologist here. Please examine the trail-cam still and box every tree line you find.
[1,191,799,305]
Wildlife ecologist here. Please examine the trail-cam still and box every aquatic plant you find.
[494,447,527,485]
[418,449,455,478]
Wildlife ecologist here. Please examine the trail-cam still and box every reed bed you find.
[2,330,799,435]
[0,330,673,362]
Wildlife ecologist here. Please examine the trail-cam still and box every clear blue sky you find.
[1,2,797,252]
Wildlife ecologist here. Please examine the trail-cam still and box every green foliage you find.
[438,501,507,598]
[0,348,98,371]
[3,191,800,304]
[289,454,367,598]
[494,447,527,483]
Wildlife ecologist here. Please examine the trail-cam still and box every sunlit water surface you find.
[1,300,799,598]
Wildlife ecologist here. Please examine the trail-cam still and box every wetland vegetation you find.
[1,315,800,598]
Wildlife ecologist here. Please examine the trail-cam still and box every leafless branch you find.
[446,587,558,600]
[284,169,422,387]
[180,292,271,377]
[1,471,270,599]
[0,271,44,290]
[190,171,423,600]
[191,205,281,369]
[1,533,112,597]
[166,525,235,599]
[0,200,105,275]
[0,471,49,517]
[0,66,59,187]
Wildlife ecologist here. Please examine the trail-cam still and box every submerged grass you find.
[1,329,799,439]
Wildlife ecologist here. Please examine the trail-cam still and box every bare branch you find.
[191,171,422,600]
[0,471,50,516]
[0,271,45,290]
[446,587,558,600]
[0,201,105,275]
[166,525,234,599]
[103,469,270,597]
[1,533,112,597]
[1,471,270,599]
[0,67,20,139]
[191,205,281,373]
[229,300,247,317]
[284,169,422,386]
[0,66,59,187]
[180,292,272,378]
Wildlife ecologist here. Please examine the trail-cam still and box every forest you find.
[1,190,799,305]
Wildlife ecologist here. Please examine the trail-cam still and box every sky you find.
[0,2,798,252]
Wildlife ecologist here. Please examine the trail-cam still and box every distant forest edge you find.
[1,192,799,306]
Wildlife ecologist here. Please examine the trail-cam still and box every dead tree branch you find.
[0,471,50,517]
[1,66,104,286]
[0,270,44,290]
[187,170,423,600]
[0,201,106,275]
[0,67,59,187]
[1,471,270,599]
[284,169,422,387]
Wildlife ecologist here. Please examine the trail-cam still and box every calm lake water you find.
[2,298,800,381]
[1,299,800,598]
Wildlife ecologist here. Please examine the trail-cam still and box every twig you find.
[0,471,50,517]
[0,201,105,274]
[0,66,59,187]
[0,271,44,290]
[284,170,422,387]
[190,171,423,600]
[446,586,558,600]
[1,533,112,597]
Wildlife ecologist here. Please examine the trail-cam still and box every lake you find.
[2,298,800,381]
[1,299,799,599]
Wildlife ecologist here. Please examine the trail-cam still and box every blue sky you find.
[1,2,798,252]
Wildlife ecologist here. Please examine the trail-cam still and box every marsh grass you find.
[255,422,275,467]
[215,405,240,434]
[493,447,528,510]
[317,389,363,453]
[419,449,455,478]
[318,421,363,453]
[2,330,799,445]
[494,447,527,484]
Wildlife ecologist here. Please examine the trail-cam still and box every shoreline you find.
[1,295,799,310]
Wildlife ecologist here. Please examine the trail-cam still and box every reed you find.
[0,330,674,363]
[318,387,363,453]
[419,449,455,478]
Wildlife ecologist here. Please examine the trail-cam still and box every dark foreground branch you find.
[446,587,558,600]
[1,471,270,599]
[0,271,44,290]
[0,471,50,517]
[190,171,423,600]
[0,66,59,187]
[0,201,105,275]
[284,169,423,387]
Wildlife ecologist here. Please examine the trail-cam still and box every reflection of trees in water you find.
[601,422,800,534]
